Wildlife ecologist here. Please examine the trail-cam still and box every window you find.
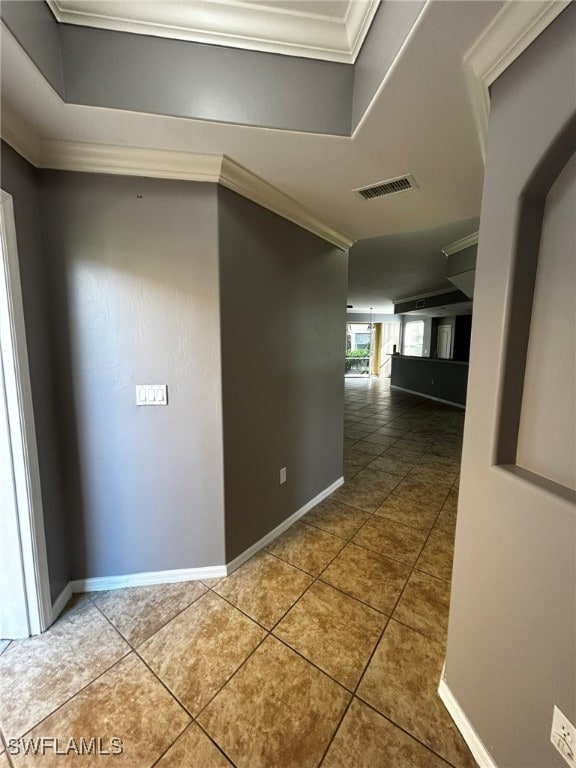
[354,333,371,351]
[402,320,424,356]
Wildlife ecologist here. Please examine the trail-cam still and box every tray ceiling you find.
[46,0,381,63]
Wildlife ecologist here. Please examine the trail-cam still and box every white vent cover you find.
[354,174,418,201]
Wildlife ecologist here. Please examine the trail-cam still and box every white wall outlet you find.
[279,467,287,484]
[551,705,575,767]
[136,384,167,406]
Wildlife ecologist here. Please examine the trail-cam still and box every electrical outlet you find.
[551,705,575,767]
[279,467,287,484]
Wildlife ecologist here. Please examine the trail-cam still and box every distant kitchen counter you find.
[390,355,469,407]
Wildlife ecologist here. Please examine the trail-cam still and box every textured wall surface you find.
[218,187,348,560]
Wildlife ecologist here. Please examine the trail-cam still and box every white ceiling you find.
[47,0,380,63]
[1,1,504,246]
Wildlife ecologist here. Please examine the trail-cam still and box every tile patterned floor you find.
[0,378,476,767]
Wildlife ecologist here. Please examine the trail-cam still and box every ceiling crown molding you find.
[464,0,570,159]
[46,0,380,64]
[442,231,479,257]
[1,115,352,250]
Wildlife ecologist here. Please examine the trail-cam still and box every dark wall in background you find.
[391,355,468,406]
[453,315,472,361]
[1,142,69,602]
[218,187,348,561]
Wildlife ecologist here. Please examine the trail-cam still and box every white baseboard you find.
[64,476,343,595]
[438,671,498,768]
[390,385,466,409]
[51,582,73,622]
[71,564,227,593]
[225,476,345,575]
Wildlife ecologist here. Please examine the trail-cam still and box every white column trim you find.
[0,190,52,636]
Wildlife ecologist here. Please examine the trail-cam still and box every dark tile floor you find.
[0,377,476,767]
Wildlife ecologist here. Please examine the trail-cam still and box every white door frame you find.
[0,189,52,637]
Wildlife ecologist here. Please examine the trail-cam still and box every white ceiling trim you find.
[0,111,352,250]
[464,0,571,160]
[345,0,381,62]
[46,0,380,64]
[442,231,479,257]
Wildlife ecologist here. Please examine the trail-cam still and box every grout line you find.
[355,697,458,768]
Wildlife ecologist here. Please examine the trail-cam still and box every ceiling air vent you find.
[354,174,418,201]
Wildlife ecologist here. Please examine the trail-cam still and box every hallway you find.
[0,379,476,767]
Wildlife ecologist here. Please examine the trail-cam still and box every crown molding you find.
[0,117,352,250]
[41,141,224,183]
[47,0,378,64]
[346,0,381,62]
[442,231,479,257]
[0,105,42,167]
[464,0,570,160]
[219,156,353,250]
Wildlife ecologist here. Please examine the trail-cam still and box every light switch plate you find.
[136,384,168,406]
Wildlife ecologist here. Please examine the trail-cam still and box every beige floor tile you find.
[92,580,207,646]
[138,591,265,715]
[373,495,440,531]
[344,448,373,467]
[198,635,350,768]
[406,466,457,487]
[434,505,458,536]
[344,427,373,440]
[351,468,402,491]
[331,479,393,513]
[349,440,388,456]
[265,521,346,576]
[366,455,414,476]
[0,753,8,768]
[155,723,233,767]
[10,654,190,768]
[357,620,476,768]
[361,433,399,447]
[0,597,129,740]
[393,570,451,642]
[322,697,452,768]
[390,477,450,503]
[214,551,313,628]
[304,499,370,540]
[274,581,386,689]
[321,542,410,614]
[375,427,408,437]
[416,529,455,582]
[352,516,427,566]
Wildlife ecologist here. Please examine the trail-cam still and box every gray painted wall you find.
[390,356,468,406]
[0,0,64,96]
[2,0,430,136]
[58,24,353,135]
[445,7,575,767]
[516,151,575,490]
[1,142,69,602]
[352,0,425,130]
[38,171,226,577]
[218,187,348,561]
